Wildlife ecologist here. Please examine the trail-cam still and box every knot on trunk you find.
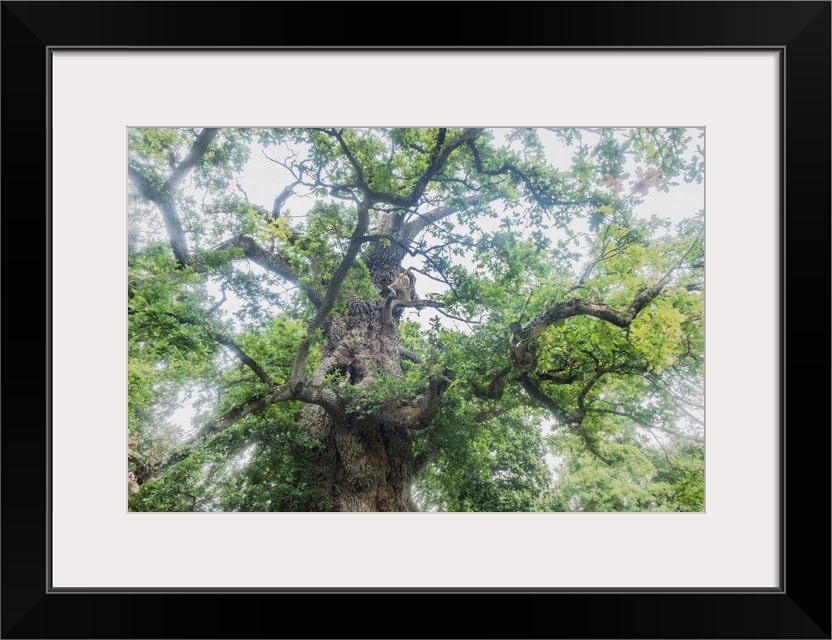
[383,267,419,325]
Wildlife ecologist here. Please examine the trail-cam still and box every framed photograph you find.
[3,2,828,638]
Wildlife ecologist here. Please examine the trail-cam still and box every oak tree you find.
[128,127,704,512]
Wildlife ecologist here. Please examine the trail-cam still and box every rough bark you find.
[302,292,419,511]
[296,210,446,511]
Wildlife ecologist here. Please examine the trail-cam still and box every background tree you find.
[127,127,704,512]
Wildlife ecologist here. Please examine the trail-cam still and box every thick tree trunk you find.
[302,296,419,511]
[294,211,429,511]
[301,229,423,510]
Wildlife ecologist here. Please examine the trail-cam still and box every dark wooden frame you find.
[2,2,829,638]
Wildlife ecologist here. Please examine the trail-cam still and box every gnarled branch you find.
[378,370,455,431]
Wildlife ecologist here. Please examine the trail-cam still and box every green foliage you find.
[547,434,704,513]
[415,402,555,512]
[128,127,704,512]
[129,405,330,512]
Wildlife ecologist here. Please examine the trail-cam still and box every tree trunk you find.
[302,294,420,511]
[301,210,424,510]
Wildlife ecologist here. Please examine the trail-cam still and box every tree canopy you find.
[127,127,704,512]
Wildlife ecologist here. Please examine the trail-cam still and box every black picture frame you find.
[2,2,829,638]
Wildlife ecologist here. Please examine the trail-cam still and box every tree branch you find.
[327,128,369,196]
[519,374,612,466]
[471,367,511,400]
[521,233,699,349]
[379,370,455,431]
[403,194,485,241]
[473,406,509,423]
[129,128,219,268]
[466,139,597,210]
[272,181,301,216]
[404,128,483,207]
[127,165,159,201]
[576,370,605,414]
[186,380,344,445]
[659,229,704,283]
[288,202,370,382]
[158,311,278,389]
[392,299,444,311]
[398,346,423,364]
[413,448,441,477]
[516,283,668,348]
[187,390,279,443]
[212,332,276,388]
[205,200,305,246]
[211,235,324,307]
[537,371,583,385]
[166,127,219,192]
[129,166,192,266]
[643,374,704,427]
[316,127,484,211]
[586,407,704,444]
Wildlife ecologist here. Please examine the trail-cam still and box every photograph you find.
[3,0,826,633]
[127,127,705,513]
